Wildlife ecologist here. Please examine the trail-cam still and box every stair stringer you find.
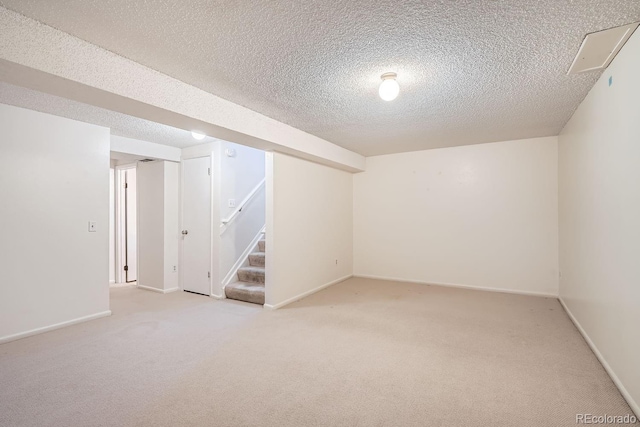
[221,227,266,291]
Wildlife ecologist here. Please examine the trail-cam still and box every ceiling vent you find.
[567,22,639,74]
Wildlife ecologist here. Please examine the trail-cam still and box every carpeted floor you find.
[0,277,636,426]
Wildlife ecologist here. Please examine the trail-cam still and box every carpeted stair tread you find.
[225,282,265,305]
[237,266,265,283]
[248,252,265,267]
[229,239,266,305]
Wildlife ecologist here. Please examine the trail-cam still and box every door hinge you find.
[125,182,128,189]
[208,167,211,176]
[207,271,211,278]
[124,265,129,271]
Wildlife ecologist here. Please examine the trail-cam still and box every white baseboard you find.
[210,293,225,300]
[559,297,639,417]
[138,285,180,294]
[0,310,112,344]
[353,274,558,298]
[264,275,352,310]
[109,280,115,284]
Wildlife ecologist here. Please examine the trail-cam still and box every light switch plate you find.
[88,221,97,232]
[228,199,236,208]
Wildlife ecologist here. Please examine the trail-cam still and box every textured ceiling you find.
[0,82,207,148]
[1,1,639,156]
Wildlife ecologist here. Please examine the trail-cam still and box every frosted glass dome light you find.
[191,131,206,140]
[379,72,399,101]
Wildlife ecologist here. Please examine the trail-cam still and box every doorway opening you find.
[109,156,140,287]
[118,166,137,284]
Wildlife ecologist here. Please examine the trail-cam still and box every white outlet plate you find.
[228,199,236,208]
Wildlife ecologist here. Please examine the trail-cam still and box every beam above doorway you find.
[0,7,365,173]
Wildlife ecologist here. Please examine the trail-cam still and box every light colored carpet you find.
[0,277,636,426]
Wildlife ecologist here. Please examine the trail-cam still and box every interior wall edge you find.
[263,275,353,310]
[353,275,559,298]
[363,135,559,161]
[137,285,180,295]
[559,298,639,417]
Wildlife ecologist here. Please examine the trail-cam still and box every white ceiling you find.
[1,1,639,156]
[0,82,206,148]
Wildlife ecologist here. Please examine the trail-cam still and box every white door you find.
[182,157,211,295]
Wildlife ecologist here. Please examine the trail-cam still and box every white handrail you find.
[220,178,266,227]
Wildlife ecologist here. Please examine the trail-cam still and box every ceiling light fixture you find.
[379,72,399,101]
[191,131,206,140]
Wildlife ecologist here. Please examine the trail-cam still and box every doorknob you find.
[182,230,189,235]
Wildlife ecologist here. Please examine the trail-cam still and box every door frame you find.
[179,153,219,297]
[114,163,138,285]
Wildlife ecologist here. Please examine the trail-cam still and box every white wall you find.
[219,141,265,221]
[265,153,353,308]
[558,30,640,415]
[353,136,559,296]
[163,162,180,291]
[137,161,180,292]
[0,104,110,342]
[181,142,216,160]
[137,162,164,290]
[111,135,181,162]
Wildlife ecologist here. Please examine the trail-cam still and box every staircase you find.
[224,238,266,305]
